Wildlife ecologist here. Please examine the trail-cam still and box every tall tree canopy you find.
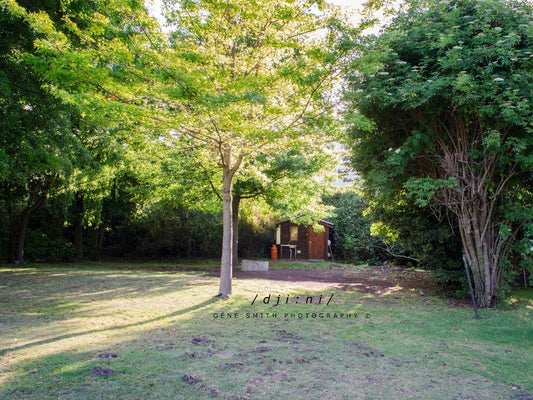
[0,2,91,264]
[11,0,352,296]
[159,0,348,297]
[344,0,533,307]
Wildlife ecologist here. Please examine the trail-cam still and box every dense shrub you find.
[114,206,224,260]
[237,210,276,260]
[323,191,385,264]
[16,197,76,262]
[369,194,466,297]
[0,193,274,263]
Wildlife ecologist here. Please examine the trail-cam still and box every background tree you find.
[344,0,533,306]
[0,4,88,263]
[229,148,331,266]
[2,0,172,263]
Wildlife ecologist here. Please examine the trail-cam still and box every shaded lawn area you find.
[0,263,531,400]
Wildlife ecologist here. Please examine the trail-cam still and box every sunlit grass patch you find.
[0,264,531,400]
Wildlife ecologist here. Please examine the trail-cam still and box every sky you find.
[145,0,374,30]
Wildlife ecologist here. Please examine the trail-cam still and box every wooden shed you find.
[275,220,333,260]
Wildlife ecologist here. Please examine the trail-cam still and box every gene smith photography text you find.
[212,311,367,319]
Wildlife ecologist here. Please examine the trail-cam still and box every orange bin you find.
[270,244,278,260]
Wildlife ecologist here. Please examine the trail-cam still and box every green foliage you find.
[24,228,76,262]
[371,194,466,295]
[344,0,533,306]
[404,178,458,207]
[11,0,351,295]
[233,148,331,209]
[501,187,533,290]
[115,206,224,259]
[0,1,96,263]
[323,191,385,264]
[346,0,533,190]
[237,206,277,259]
[252,149,334,226]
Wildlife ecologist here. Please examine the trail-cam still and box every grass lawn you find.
[0,262,531,400]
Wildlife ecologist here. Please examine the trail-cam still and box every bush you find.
[23,202,76,262]
[237,212,276,260]
[368,194,466,296]
[323,191,385,264]
[24,229,76,262]
[103,205,224,260]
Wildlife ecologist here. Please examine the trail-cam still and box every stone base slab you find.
[241,260,269,271]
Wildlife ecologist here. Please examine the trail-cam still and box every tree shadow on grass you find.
[2,285,532,400]
[0,296,219,357]
[0,267,215,306]
[0,267,223,359]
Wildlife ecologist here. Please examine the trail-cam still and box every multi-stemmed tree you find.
[344,0,533,306]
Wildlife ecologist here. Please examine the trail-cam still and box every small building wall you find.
[298,224,309,259]
[279,220,291,245]
[276,220,332,260]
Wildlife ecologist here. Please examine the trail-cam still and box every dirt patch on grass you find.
[110,262,438,296]
[100,262,466,304]
[91,366,117,378]
[234,264,437,296]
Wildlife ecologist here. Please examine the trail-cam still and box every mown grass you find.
[0,262,531,400]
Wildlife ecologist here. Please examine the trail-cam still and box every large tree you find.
[17,0,351,296]
[344,0,533,307]
[0,3,88,264]
[159,0,348,297]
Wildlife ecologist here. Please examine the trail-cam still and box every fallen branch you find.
[373,245,420,262]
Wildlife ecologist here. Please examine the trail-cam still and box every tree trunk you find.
[218,147,245,298]
[13,208,31,265]
[7,203,17,264]
[434,117,511,307]
[219,167,234,297]
[73,194,84,261]
[232,194,241,268]
[94,223,105,261]
[457,211,499,307]
[12,194,48,265]
[74,222,83,261]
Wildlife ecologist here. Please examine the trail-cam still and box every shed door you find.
[308,226,325,259]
